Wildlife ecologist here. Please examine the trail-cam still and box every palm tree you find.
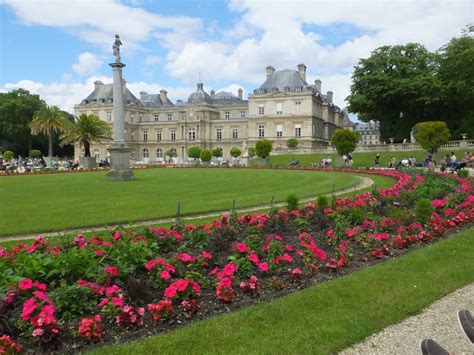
[60,114,112,157]
[29,105,67,157]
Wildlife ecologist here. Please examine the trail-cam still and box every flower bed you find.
[0,169,473,353]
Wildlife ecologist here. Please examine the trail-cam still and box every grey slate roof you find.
[139,92,174,107]
[188,83,212,104]
[80,83,142,106]
[210,91,247,105]
[257,69,309,92]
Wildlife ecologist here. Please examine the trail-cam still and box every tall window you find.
[276,125,283,138]
[106,112,112,122]
[232,128,238,140]
[143,149,149,158]
[224,111,230,119]
[216,128,222,140]
[258,125,265,138]
[240,111,246,118]
[258,104,264,115]
[143,130,148,142]
[295,101,301,113]
[156,130,162,142]
[139,115,143,122]
[167,113,172,121]
[154,114,159,122]
[295,124,301,138]
[276,103,283,115]
[171,129,176,141]
[130,114,134,122]
[188,128,196,141]
[156,148,163,158]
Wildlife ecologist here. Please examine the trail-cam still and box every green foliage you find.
[60,114,112,157]
[412,121,450,153]
[187,146,202,160]
[248,147,256,158]
[331,129,359,156]
[164,149,177,163]
[230,147,241,158]
[212,148,223,158]
[2,150,14,161]
[200,149,212,163]
[30,105,68,157]
[414,198,434,224]
[255,139,273,159]
[287,138,298,149]
[457,169,469,178]
[30,149,42,158]
[286,193,299,211]
[49,282,97,320]
[317,195,329,211]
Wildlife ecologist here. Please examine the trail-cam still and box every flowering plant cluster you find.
[0,168,472,351]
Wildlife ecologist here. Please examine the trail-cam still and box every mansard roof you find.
[188,83,212,104]
[79,82,142,106]
[139,92,174,107]
[210,91,247,105]
[257,69,310,93]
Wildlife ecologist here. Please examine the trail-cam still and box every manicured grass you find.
[0,168,359,236]
[0,173,394,248]
[259,149,462,169]
[90,226,474,355]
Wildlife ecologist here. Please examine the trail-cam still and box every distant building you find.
[354,120,381,145]
[74,64,345,162]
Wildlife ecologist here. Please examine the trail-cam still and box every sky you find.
[0,0,472,114]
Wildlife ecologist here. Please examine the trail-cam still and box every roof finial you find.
[199,71,201,83]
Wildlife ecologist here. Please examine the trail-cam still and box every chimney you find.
[197,83,204,90]
[139,91,148,100]
[94,80,103,90]
[238,88,243,100]
[210,89,215,96]
[160,89,168,104]
[297,63,307,83]
[326,91,333,104]
[266,66,275,79]
[314,79,322,93]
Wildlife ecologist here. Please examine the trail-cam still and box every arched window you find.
[156,148,163,158]
[143,149,149,158]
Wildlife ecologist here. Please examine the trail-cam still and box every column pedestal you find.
[106,143,134,181]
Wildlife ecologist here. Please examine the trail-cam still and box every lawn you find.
[258,149,460,168]
[91,226,474,355]
[0,168,359,236]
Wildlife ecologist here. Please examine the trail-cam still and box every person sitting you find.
[325,156,332,166]
[374,154,380,168]
[423,155,435,169]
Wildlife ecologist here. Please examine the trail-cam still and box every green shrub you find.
[200,149,212,163]
[287,138,298,149]
[2,150,14,161]
[317,195,329,211]
[457,169,469,178]
[415,198,434,224]
[286,193,299,211]
[230,147,241,158]
[30,149,42,158]
[255,139,273,159]
[188,146,202,160]
[248,147,256,158]
[49,282,97,320]
[212,148,223,158]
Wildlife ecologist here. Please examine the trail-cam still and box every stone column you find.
[106,62,134,181]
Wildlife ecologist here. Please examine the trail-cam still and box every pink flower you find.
[18,279,33,291]
[235,242,249,253]
[95,250,103,256]
[160,270,171,280]
[113,231,122,240]
[32,328,44,337]
[21,298,38,321]
[104,266,119,276]
[112,297,124,307]
[202,251,213,259]
[175,253,196,263]
[248,253,260,265]
[282,253,293,262]
[258,262,269,272]
[338,245,347,253]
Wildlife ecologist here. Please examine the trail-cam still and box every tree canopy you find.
[212,148,223,158]
[187,146,202,160]
[347,27,474,141]
[30,105,68,157]
[255,139,273,159]
[200,149,212,163]
[230,147,241,158]
[331,129,359,156]
[412,121,451,153]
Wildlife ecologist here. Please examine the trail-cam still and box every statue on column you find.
[242,140,248,157]
[113,34,122,63]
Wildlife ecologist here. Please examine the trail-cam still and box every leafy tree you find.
[0,89,45,155]
[2,150,14,161]
[164,149,177,163]
[331,129,359,156]
[248,147,256,158]
[187,146,202,160]
[255,139,273,159]
[230,147,241,158]
[60,114,112,157]
[437,25,474,139]
[200,149,212,163]
[287,138,298,149]
[212,148,223,158]
[412,121,450,153]
[29,105,67,158]
[30,149,42,158]
[346,43,442,141]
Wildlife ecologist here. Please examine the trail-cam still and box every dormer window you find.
[271,87,278,92]
[284,86,290,92]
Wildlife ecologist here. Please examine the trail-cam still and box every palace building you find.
[74,64,346,162]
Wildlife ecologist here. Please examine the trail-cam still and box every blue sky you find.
[0,0,472,112]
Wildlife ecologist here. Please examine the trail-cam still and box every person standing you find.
[374,154,380,168]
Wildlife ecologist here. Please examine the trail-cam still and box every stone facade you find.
[74,64,345,162]
[354,121,381,145]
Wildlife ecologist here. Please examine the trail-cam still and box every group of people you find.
[378,155,418,169]
[342,153,353,167]
[0,156,81,174]
[441,151,474,173]
[318,156,333,167]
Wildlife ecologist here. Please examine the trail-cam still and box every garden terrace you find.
[0,169,473,353]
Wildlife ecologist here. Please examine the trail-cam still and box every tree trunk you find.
[48,133,53,158]
[84,141,91,157]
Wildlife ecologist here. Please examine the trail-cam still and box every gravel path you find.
[1,176,374,243]
[340,283,474,355]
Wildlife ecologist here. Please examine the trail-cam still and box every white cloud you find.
[72,52,103,75]
[144,55,161,65]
